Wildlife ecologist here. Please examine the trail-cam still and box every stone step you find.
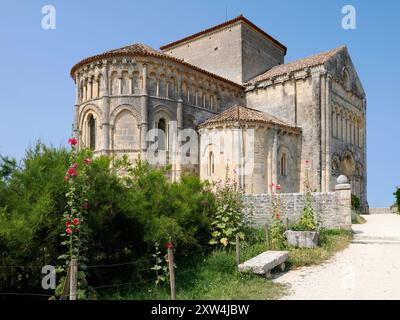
[352,239,400,245]
[353,235,400,242]
[369,208,394,214]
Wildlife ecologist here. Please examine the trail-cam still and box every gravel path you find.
[274,214,400,300]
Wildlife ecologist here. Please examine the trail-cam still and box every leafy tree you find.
[0,143,216,297]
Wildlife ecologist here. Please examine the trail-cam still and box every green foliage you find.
[351,194,361,212]
[290,163,317,231]
[208,174,250,248]
[269,218,286,250]
[150,242,168,286]
[0,143,70,294]
[394,187,400,213]
[0,143,216,296]
[287,229,352,267]
[351,210,366,224]
[268,184,287,250]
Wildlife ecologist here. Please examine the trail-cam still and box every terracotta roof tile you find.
[246,46,346,85]
[199,105,300,130]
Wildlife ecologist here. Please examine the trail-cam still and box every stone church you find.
[70,15,367,211]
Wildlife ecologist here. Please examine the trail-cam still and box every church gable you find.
[323,46,365,98]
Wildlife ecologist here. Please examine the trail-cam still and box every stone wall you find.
[162,20,284,84]
[243,179,352,230]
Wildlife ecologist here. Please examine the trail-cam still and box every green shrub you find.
[208,174,250,248]
[394,187,400,213]
[351,194,361,212]
[351,210,366,224]
[0,143,216,296]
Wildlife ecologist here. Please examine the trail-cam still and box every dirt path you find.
[274,214,400,300]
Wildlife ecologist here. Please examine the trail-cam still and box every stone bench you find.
[238,251,289,278]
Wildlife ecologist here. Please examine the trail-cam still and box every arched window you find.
[88,114,96,150]
[157,118,167,150]
[208,151,215,176]
[280,153,287,177]
[342,68,351,91]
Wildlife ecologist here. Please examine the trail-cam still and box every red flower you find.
[66,221,71,227]
[166,242,173,250]
[83,202,88,210]
[275,213,281,220]
[73,163,78,168]
[64,175,69,182]
[68,138,78,146]
[270,183,275,188]
[66,228,73,234]
[276,184,281,191]
[83,158,92,165]
[305,160,309,165]
[67,167,77,177]
[73,218,80,225]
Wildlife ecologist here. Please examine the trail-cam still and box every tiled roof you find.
[70,43,243,88]
[247,46,346,85]
[160,15,287,54]
[199,105,300,130]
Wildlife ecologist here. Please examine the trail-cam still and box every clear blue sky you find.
[0,0,399,207]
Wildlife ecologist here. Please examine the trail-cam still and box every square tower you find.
[160,15,287,84]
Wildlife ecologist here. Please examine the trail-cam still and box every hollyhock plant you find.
[269,179,286,250]
[59,136,92,299]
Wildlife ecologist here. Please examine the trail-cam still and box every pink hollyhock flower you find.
[73,163,78,168]
[73,218,80,225]
[275,213,281,220]
[68,138,78,147]
[67,167,77,177]
[166,242,173,250]
[276,184,281,191]
[83,158,92,165]
[65,221,71,227]
[64,175,69,182]
[305,160,309,165]
[66,228,73,234]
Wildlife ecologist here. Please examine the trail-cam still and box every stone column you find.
[272,129,278,186]
[334,175,352,230]
[140,63,149,158]
[267,130,272,193]
[101,63,110,155]
[73,73,80,142]
[362,98,368,213]
[175,74,183,181]
[320,73,326,192]
[325,74,332,191]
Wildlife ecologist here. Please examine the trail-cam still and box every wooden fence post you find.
[60,265,70,300]
[69,258,78,300]
[265,223,270,250]
[167,243,176,300]
[235,234,240,266]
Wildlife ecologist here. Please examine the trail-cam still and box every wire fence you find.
[0,242,241,299]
